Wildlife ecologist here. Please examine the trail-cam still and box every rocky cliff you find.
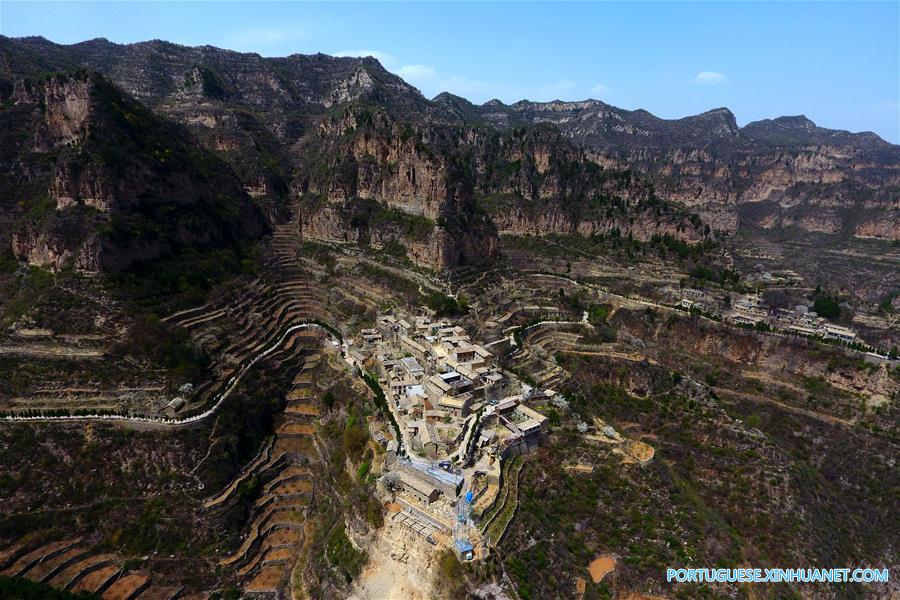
[3,71,267,272]
[0,37,717,271]
[440,98,900,240]
[298,198,497,269]
[3,35,895,272]
[291,104,709,264]
[612,307,900,415]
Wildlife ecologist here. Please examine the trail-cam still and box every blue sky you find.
[2,1,898,142]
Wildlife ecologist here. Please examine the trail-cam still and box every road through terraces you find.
[1,221,336,429]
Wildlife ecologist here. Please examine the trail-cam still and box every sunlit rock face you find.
[6,72,267,272]
[2,35,896,279]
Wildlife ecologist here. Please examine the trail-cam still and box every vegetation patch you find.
[424,291,468,316]
[338,198,435,241]
[0,576,98,599]
[325,523,367,584]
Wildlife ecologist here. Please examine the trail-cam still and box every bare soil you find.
[588,554,616,583]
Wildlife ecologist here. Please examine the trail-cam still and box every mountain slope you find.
[3,70,267,271]
[1,36,715,270]
[438,97,900,237]
[2,35,896,269]
[0,36,453,224]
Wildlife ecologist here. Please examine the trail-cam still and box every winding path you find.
[1,323,335,430]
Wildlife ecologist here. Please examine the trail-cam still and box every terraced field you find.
[160,222,331,419]
[212,351,322,596]
[479,456,526,547]
[509,324,587,388]
[0,537,179,599]
[2,219,333,426]
[0,222,336,597]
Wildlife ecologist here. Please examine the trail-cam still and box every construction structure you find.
[454,490,476,561]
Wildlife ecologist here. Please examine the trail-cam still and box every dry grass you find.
[102,573,149,600]
[279,423,315,436]
[285,403,320,416]
[73,565,119,593]
[245,565,283,592]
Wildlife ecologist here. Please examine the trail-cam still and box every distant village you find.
[677,287,859,341]
[344,311,554,561]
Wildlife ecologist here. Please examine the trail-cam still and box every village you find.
[673,288,865,346]
[343,311,554,562]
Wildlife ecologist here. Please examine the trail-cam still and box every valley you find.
[0,33,896,600]
[2,218,895,599]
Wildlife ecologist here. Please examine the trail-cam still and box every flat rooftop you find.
[401,356,423,370]
[409,463,461,488]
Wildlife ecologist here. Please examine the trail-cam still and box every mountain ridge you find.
[2,35,897,264]
[3,35,894,146]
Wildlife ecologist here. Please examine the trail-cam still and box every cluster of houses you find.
[677,289,859,344]
[725,294,858,342]
[348,311,551,524]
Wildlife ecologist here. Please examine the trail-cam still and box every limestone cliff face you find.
[293,108,505,268]
[461,99,900,240]
[293,109,708,265]
[1,38,719,272]
[11,228,102,272]
[854,218,900,240]
[16,76,116,213]
[302,111,451,219]
[467,126,710,243]
[591,141,900,239]
[13,76,94,150]
[299,200,497,270]
[323,66,377,108]
[299,205,362,246]
[367,226,495,270]
[613,309,899,408]
[657,143,899,238]
[490,205,707,243]
[7,36,894,258]
[0,39,741,268]
[48,160,115,212]
[6,72,268,272]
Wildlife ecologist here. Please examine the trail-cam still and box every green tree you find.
[813,295,841,320]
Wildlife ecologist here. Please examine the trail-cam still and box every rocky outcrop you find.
[291,108,500,267]
[299,203,361,246]
[613,308,899,410]
[458,99,900,240]
[12,228,102,272]
[491,204,708,243]
[49,160,114,212]
[3,35,895,257]
[292,106,709,264]
[0,37,712,269]
[6,72,268,272]
[299,198,497,270]
[300,112,452,220]
[854,218,900,240]
[13,76,94,150]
